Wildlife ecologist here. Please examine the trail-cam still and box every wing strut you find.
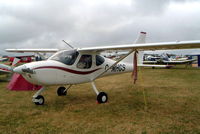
[92,49,135,81]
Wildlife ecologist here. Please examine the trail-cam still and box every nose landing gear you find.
[32,87,46,105]
[34,95,45,105]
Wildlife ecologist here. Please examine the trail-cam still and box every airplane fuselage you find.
[14,50,133,86]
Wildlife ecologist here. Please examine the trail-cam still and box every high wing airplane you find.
[143,53,196,65]
[160,53,196,64]
[103,51,172,68]
[1,32,200,105]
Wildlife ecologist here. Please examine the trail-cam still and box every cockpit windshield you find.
[49,50,79,65]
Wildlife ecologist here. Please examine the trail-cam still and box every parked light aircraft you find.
[143,53,196,64]
[1,32,200,105]
[102,51,173,68]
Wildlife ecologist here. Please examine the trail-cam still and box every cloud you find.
[0,0,200,55]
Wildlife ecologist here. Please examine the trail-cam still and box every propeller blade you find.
[12,58,20,67]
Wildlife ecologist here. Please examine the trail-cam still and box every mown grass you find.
[0,66,200,134]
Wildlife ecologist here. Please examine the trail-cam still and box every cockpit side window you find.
[50,50,79,65]
[77,55,92,69]
[96,55,105,66]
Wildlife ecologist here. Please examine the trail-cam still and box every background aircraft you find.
[143,53,196,65]
[8,55,34,63]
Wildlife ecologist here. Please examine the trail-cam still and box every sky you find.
[0,0,200,55]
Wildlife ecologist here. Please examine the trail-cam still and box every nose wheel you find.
[32,87,46,105]
[33,95,45,105]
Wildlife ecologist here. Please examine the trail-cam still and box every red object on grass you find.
[7,73,42,91]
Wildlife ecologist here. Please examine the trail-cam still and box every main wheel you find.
[34,95,45,105]
[97,92,108,103]
[57,87,67,96]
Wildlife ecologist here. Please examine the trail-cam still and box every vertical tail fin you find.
[134,31,146,44]
[122,31,146,64]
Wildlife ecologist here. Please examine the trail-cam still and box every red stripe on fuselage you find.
[34,66,101,75]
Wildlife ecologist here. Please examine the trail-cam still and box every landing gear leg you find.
[91,81,108,104]
[32,87,46,105]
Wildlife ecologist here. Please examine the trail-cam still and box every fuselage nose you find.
[13,65,26,74]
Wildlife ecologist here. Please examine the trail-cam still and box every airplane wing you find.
[143,61,158,64]
[138,64,173,68]
[78,40,200,52]
[6,49,59,53]
[163,59,195,64]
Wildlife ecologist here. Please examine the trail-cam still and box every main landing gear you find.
[57,85,72,96]
[91,81,108,104]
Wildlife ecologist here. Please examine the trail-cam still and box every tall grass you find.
[0,66,200,134]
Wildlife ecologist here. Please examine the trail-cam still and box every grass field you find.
[0,66,200,134]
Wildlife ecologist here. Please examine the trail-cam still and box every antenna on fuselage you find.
[62,40,74,49]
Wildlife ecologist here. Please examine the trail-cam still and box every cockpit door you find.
[76,54,92,69]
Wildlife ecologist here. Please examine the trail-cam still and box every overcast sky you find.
[0,0,200,55]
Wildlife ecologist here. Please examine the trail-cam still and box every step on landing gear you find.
[91,81,108,104]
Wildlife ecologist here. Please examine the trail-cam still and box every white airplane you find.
[143,53,196,65]
[160,53,196,64]
[1,32,200,105]
[102,51,172,68]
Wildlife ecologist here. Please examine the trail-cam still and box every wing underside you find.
[6,49,59,53]
[78,40,200,52]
